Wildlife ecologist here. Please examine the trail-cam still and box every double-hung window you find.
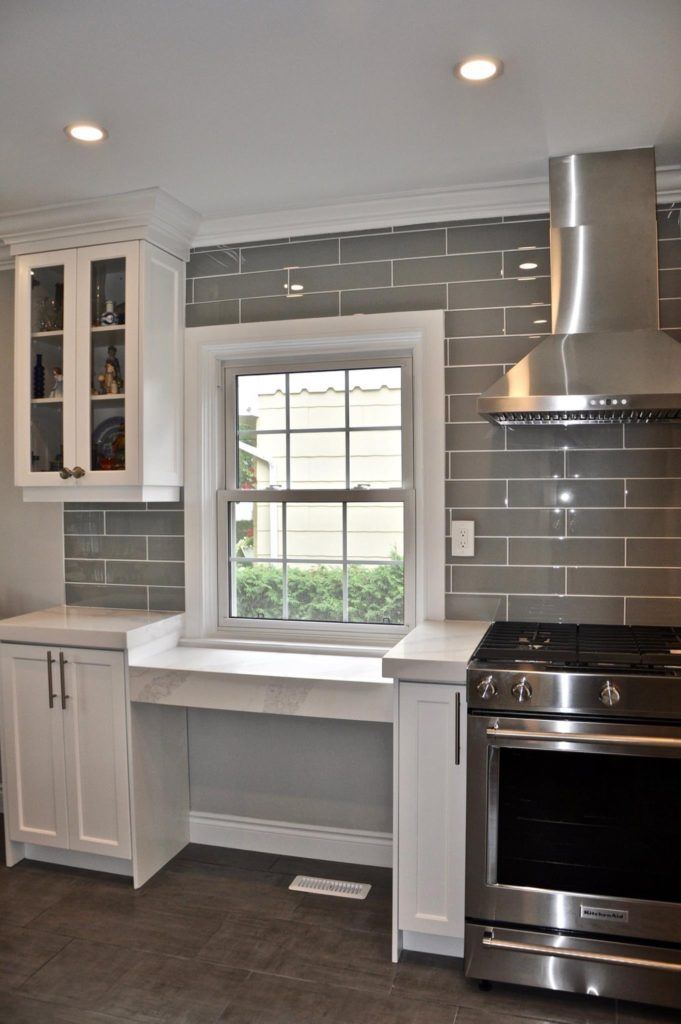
[218,356,415,644]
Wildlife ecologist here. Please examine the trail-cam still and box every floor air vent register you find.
[289,875,371,899]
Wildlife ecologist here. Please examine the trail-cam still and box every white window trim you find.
[184,310,445,653]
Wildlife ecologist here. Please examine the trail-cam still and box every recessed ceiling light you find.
[64,122,108,143]
[519,261,538,270]
[454,56,503,82]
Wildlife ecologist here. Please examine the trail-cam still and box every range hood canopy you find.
[478,148,681,425]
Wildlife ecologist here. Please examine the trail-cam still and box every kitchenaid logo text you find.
[581,905,628,922]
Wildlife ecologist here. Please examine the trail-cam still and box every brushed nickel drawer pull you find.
[58,651,69,710]
[482,932,681,973]
[46,650,56,708]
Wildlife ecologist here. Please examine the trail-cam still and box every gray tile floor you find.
[0,824,677,1023]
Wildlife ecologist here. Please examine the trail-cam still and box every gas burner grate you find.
[473,621,681,669]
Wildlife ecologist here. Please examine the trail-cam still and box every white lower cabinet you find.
[397,680,467,955]
[1,643,131,859]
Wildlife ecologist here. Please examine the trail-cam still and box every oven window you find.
[497,748,681,903]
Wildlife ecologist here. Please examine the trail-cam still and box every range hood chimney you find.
[478,148,681,425]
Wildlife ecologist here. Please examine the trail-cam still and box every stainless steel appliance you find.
[477,148,681,425]
[465,622,681,1009]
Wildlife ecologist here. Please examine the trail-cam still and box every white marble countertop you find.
[382,619,490,683]
[128,645,391,722]
[0,605,185,651]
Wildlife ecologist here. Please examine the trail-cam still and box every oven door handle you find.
[486,727,681,748]
[482,931,681,973]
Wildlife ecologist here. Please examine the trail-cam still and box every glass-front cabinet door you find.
[75,242,139,485]
[14,250,77,485]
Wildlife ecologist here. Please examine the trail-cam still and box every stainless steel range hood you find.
[478,148,681,425]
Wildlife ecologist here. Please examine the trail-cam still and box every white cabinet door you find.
[62,648,131,859]
[0,644,69,847]
[74,241,140,486]
[398,681,467,939]
[14,249,78,487]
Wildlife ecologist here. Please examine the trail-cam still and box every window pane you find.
[288,564,343,622]
[237,430,286,489]
[347,503,403,561]
[349,429,402,487]
[232,502,283,559]
[287,503,343,560]
[348,563,404,625]
[232,562,283,619]
[289,370,346,429]
[349,367,401,427]
[237,373,286,431]
[290,431,346,489]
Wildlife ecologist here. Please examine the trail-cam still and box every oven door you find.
[466,714,681,945]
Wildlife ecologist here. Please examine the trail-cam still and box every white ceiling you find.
[2,0,680,222]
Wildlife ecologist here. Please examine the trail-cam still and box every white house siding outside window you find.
[218,358,415,641]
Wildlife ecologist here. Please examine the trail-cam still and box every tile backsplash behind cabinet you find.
[65,205,681,622]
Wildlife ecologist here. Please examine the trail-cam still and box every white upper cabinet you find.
[3,186,200,503]
[14,240,183,501]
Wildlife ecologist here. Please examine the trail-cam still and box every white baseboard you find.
[189,810,392,868]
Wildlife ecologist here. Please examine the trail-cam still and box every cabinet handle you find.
[59,467,73,479]
[46,650,56,708]
[72,466,86,479]
[58,651,69,710]
[455,691,461,766]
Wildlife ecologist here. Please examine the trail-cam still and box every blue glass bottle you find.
[33,353,45,398]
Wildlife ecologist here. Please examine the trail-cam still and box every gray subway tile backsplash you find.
[393,251,501,286]
[241,238,338,272]
[446,220,549,254]
[340,283,446,316]
[340,229,446,263]
[64,208,681,625]
[64,501,184,612]
[508,595,625,624]
[242,291,339,322]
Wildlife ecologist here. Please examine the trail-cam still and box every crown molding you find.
[195,164,681,247]
[0,187,200,262]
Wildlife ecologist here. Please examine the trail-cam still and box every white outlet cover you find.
[451,519,475,557]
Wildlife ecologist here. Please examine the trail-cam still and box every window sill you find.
[127,643,392,723]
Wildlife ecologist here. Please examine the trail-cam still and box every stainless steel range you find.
[465,621,681,1009]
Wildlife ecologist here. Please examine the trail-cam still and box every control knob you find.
[476,675,497,700]
[511,677,533,703]
[599,681,620,706]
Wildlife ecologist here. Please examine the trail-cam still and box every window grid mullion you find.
[282,502,289,621]
[344,368,350,489]
[285,372,291,489]
[342,501,349,623]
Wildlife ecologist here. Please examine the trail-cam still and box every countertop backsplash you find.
[65,205,681,622]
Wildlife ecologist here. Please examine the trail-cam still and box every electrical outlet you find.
[451,519,475,557]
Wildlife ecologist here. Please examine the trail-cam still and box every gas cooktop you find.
[472,621,681,671]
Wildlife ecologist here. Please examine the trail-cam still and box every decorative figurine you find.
[97,359,119,394]
[107,345,123,391]
[49,367,63,398]
[32,353,45,398]
[100,299,120,326]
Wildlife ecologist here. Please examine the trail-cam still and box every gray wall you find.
[65,207,681,623]
[189,711,392,831]
[0,270,64,618]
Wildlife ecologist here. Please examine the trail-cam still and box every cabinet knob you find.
[59,467,73,479]
[72,466,86,479]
